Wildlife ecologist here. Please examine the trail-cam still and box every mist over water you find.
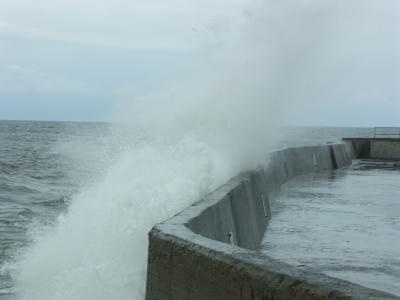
[8,1,400,299]
[12,135,219,299]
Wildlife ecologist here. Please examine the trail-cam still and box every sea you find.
[1,120,397,299]
[0,121,115,299]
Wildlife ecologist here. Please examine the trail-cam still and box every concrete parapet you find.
[370,140,400,160]
[343,138,400,160]
[146,227,396,300]
[342,140,357,160]
[186,169,269,251]
[145,143,399,300]
[331,144,352,167]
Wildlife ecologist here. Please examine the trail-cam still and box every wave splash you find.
[12,135,233,300]
[9,0,397,298]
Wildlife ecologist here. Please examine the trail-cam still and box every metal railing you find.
[373,127,400,139]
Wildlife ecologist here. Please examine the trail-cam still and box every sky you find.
[0,0,399,126]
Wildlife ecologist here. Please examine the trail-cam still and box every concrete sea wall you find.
[145,143,399,300]
[343,138,400,160]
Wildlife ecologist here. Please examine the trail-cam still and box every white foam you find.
[11,0,400,298]
[13,136,234,300]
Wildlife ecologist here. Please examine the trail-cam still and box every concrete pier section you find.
[145,142,400,300]
[343,138,400,160]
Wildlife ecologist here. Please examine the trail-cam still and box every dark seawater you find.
[0,121,111,299]
[0,121,372,298]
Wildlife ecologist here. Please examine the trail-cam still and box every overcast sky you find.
[0,0,399,126]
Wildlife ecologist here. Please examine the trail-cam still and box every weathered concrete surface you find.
[343,139,371,159]
[370,140,400,160]
[146,227,396,300]
[145,144,400,300]
[331,144,352,167]
[186,170,270,250]
[343,138,400,160]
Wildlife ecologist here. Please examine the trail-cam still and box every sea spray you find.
[10,0,400,299]
[13,135,231,299]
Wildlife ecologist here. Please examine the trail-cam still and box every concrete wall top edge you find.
[146,143,400,299]
[343,138,400,160]
[167,144,340,228]
[149,225,397,299]
[162,174,247,226]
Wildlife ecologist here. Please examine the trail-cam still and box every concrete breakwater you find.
[145,141,400,299]
[343,138,400,161]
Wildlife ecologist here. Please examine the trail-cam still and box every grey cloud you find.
[0,0,399,125]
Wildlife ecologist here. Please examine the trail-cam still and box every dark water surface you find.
[262,165,400,296]
[0,121,375,298]
[0,121,111,299]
